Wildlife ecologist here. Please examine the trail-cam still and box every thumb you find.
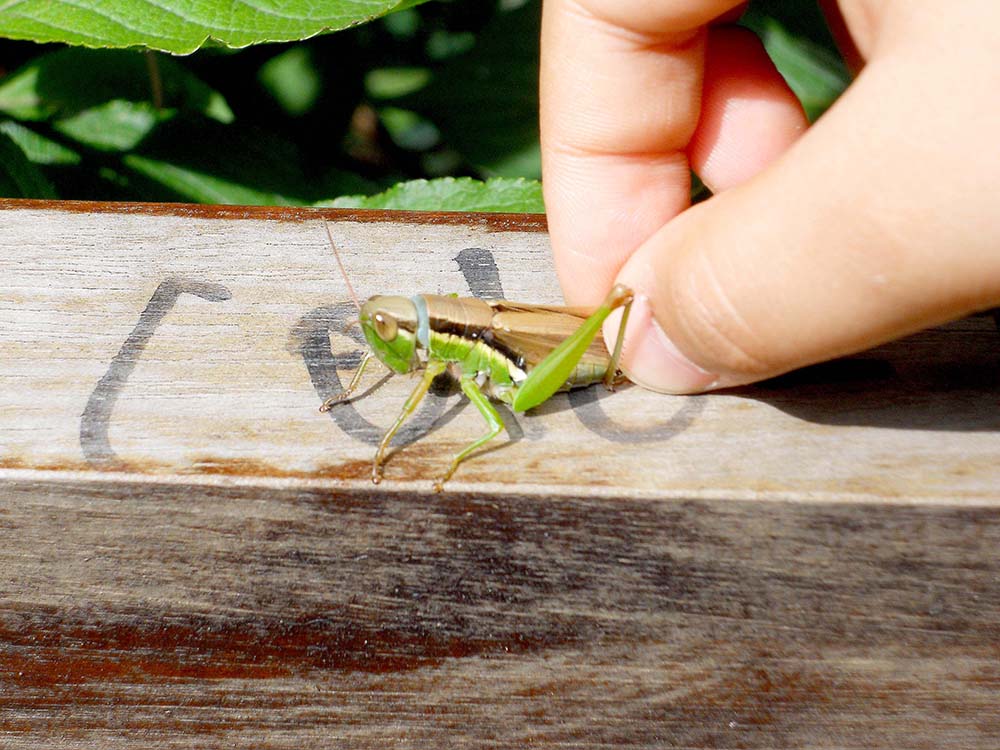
[611,53,1000,393]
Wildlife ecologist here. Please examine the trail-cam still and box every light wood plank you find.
[2,199,998,501]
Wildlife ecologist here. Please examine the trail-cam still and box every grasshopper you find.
[320,223,633,490]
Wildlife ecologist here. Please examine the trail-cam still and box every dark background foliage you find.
[0,0,848,211]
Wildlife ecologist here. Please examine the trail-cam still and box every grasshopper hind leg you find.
[434,374,505,492]
[602,285,634,391]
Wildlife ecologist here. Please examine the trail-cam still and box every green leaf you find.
[365,67,431,100]
[387,0,430,13]
[100,113,374,205]
[757,19,849,121]
[0,1,412,54]
[0,120,81,165]
[321,177,544,213]
[0,48,232,121]
[118,119,313,205]
[257,46,322,117]
[123,154,296,205]
[742,3,849,121]
[0,130,57,198]
[378,107,439,151]
[0,48,233,154]
[55,100,163,151]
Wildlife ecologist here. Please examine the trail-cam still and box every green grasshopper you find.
[320,223,634,490]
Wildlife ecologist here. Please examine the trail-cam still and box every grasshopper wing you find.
[485,301,611,371]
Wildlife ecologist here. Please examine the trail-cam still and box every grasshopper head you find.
[360,296,420,374]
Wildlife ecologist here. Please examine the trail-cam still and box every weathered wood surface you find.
[1,198,999,748]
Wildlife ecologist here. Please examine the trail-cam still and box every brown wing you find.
[486,300,596,318]
[485,301,610,370]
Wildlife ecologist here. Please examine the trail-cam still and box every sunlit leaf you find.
[322,176,544,213]
[0,0,414,54]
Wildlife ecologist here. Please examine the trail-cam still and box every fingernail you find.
[606,295,718,394]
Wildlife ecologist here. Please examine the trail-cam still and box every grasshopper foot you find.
[602,369,627,392]
[319,393,350,412]
[432,462,460,493]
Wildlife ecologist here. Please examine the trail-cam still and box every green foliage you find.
[0,0,849,212]
[0,128,56,197]
[324,177,543,212]
[742,0,849,122]
[398,1,541,178]
[0,0,412,54]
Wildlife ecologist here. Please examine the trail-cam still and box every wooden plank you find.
[3,479,1000,747]
[2,198,999,748]
[2,198,999,501]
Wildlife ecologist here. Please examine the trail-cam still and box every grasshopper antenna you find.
[319,220,370,413]
[324,220,361,310]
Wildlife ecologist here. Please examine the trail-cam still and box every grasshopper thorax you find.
[360,296,423,374]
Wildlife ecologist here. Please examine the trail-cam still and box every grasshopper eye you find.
[373,312,398,341]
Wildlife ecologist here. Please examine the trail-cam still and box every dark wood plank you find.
[3,478,999,748]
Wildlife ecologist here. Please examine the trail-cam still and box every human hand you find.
[541,0,1000,392]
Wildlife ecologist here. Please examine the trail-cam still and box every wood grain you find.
[1,198,999,748]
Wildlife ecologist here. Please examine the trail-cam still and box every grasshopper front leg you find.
[434,373,505,492]
[320,351,373,411]
[372,359,446,484]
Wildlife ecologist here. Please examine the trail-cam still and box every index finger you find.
[541,0,742,306]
